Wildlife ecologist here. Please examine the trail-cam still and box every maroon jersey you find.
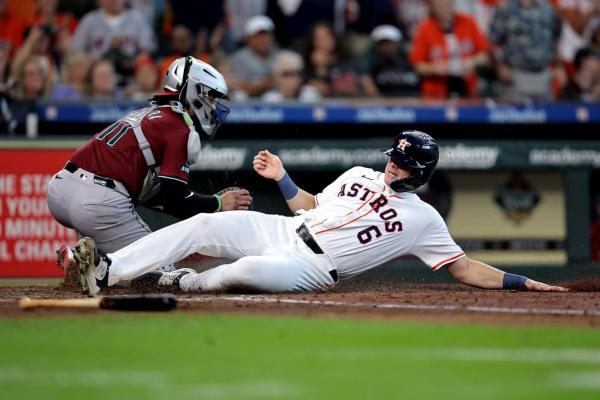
[70,106,191,198]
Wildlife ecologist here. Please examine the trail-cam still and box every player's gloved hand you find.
[215,187,253,211]
[524,279,569,292]
[253,150,285,181]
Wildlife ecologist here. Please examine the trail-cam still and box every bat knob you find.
[19,297,33,310]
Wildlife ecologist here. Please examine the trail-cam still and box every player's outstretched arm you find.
[253,150,316,213]
[446,256,568,292]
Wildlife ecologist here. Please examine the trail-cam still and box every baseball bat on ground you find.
[19,294,177,311]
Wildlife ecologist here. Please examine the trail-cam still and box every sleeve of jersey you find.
[411,213,465,271]
[154,177,219,219]
[157,121,190,185]
[315,167,361,206]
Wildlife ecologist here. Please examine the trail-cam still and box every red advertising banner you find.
[0,149,77,277]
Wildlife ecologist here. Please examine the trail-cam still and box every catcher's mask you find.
[381,130,439,193]
[164,56,230,139]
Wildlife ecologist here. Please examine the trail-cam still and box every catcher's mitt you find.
[214,186,253,210]
[214,186,243,196]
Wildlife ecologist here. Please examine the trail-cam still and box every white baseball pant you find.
[107,211,338,292]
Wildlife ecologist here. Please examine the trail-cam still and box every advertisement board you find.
[0,149,77,277]
[445,172,567,265]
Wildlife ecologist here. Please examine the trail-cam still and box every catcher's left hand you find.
[215,187,253,211]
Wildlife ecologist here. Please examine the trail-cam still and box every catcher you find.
[47,56,252,276]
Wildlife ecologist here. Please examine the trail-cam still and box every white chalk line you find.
[552,371,600,389]
[2,294,598,317]
[326,348,600,365]
[0,368,296,399]
[182,295,600,317]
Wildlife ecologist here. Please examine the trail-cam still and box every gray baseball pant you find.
[46,168,151,253]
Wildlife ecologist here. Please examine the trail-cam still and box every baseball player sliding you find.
[72,131,568,295]
[47,56,252,274]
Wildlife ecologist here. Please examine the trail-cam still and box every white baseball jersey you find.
[303,167,464,278]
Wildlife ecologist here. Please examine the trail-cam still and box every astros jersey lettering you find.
[305,167,464,278]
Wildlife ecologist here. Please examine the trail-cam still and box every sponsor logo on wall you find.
[439,143,500,169]
[494,172,541,224]
[529,147,600,167]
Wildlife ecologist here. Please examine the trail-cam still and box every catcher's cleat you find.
[73,237,110,296]
[131,268,194,292]
[56,245,80,288]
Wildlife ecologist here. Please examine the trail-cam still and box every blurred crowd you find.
[1,0,600,123]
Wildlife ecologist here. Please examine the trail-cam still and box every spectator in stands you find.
[32,0,78,60]
[4,54,48,134]
[409,0,490,99]
[560,47,600,101]
[266,0,336,49]
[70,0,155,80]
[394,0,428,40]
[0,0,26,61]
[489,0,562,102]
[452,0,500,34]
[128,0,166,25]
[11,55,49,100]
[556,0,599,64]
[343,0,396,57]
[10,26,57,93]
[84,59,121,100]
[365,24,420,97]
[262,50,320,103]
[304,21,377,98]
[229,15,279,98]
[586,18,600,55]
[49,50,91,100]
[224,0,266,51]
[158,24,194,83]
[169,0,226,61]
[126,55,159,100]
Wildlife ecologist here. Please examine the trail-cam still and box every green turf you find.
[1,314,599,400]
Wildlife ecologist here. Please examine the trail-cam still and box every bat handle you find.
[19,297,101,310]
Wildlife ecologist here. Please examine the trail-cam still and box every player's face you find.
[384,159,411,186]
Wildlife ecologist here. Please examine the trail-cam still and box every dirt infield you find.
[2,278,600,327]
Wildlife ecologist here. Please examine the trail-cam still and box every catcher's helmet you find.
[163,57,187,92]
[162,56,230,139]
[381,130,439,192]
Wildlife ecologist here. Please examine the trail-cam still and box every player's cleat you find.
[56,245,79,288]
[55,245,70,269]
[155,264,176,273]
[131,268,194,292]
[73,237,110,296]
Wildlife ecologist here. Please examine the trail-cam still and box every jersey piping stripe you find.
[309,192,376,231]
[431,252,465,271]
[158,175,188,184]
[309,218,328,229]
[314,208,375,235]
[356,192,377,211]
